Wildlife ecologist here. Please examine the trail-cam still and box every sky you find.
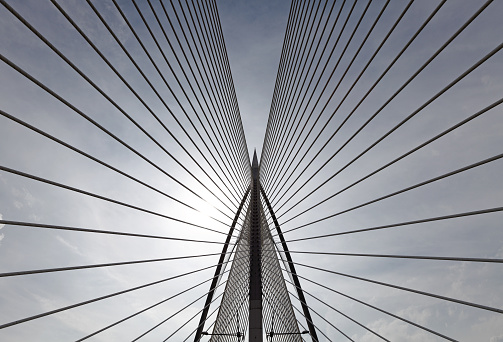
[1,0,503,341]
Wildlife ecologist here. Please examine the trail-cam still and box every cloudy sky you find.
[1,0,503,341]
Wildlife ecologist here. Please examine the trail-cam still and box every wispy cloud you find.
[55,235,84,257]
[491,335,503,342]
[11,186,36,209]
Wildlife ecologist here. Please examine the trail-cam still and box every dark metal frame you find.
[249,151,263,341]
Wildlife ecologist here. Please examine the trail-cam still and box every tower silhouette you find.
[195,151,315,341]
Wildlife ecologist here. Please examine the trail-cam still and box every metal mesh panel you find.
[210,207,251,341]
[261,207,302,342]
[209,187,301,341]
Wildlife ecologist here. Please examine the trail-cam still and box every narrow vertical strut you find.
[194,187,250,341]
[260,185,319,342]
[249,150,263,341]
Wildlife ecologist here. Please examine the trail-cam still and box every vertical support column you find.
[249,150,263,341]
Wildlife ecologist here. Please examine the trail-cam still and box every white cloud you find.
[11,187,36,209]
[490,335,503,342]
[55,235,84,257]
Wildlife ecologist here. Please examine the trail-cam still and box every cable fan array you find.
[0,0,502,341]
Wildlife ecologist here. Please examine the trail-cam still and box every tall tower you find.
[249,150,263,340]
[198,150,306,342]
